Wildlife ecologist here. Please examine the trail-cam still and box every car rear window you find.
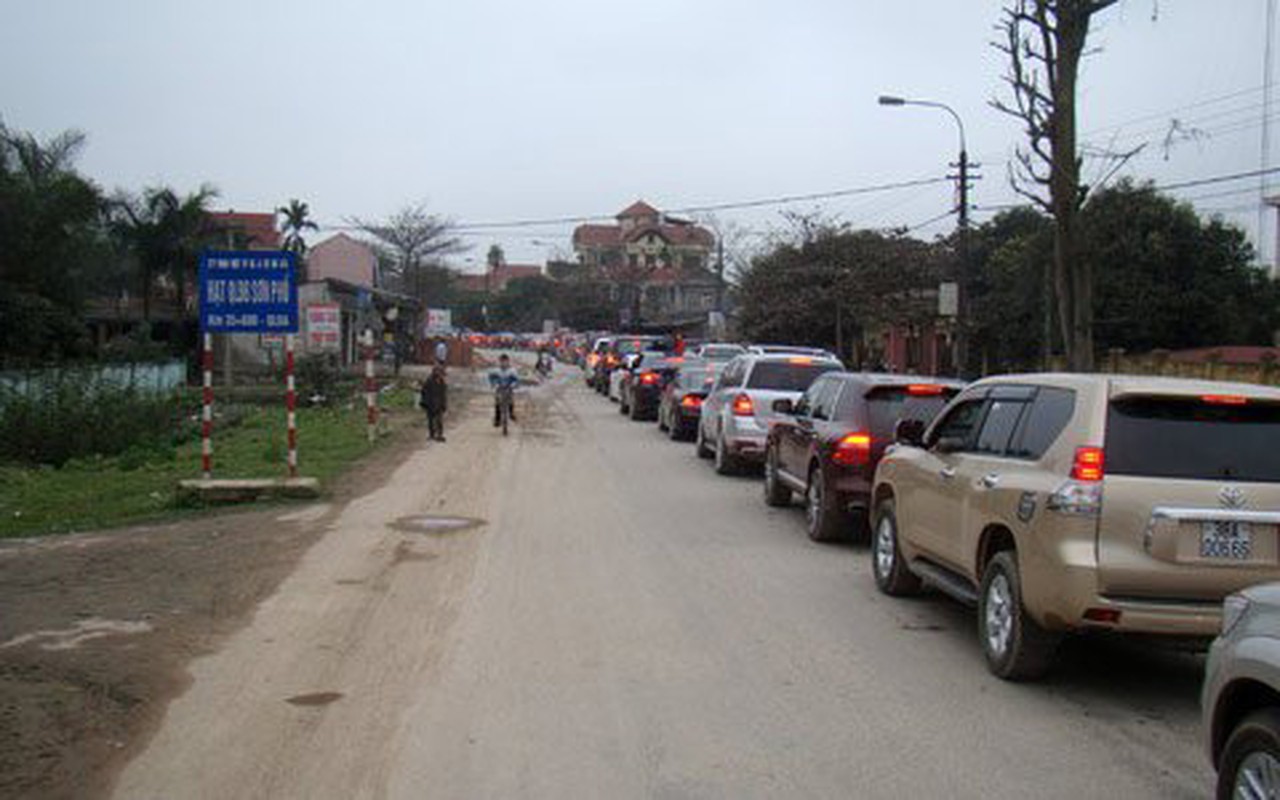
[1106,396,1280,482]
[862,388,956,439]
[746,362,840,391]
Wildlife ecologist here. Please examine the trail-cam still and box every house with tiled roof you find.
[207,211,281,249]
[571,201,720,329]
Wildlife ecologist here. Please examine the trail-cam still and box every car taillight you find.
[640,372,659,385]
[681,395,703,408]
[606,355,619,367]
[906,384,944,396]
[731,393,754,416]
[1071,446,1104,482]
[587,354,599,367]
[831,432,872,466]
[1202,394,1248,405]
[787,356,813,365]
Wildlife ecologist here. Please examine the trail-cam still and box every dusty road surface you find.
[112,356,1211,799]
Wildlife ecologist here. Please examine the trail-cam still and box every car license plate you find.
[1200,520,1253,560]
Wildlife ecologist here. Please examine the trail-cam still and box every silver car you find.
[1204,582,1280,799]
[695,353,842,475]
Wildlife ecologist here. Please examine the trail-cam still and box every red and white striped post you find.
[364,340,377,443]
[201,332,214,480]
[285,333,298,477]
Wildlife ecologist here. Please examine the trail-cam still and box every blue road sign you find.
[199,250,299,333]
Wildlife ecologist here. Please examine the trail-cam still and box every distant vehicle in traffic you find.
[872,373,1280,680]
[745,344,841,362]
[658,361,725,440]
[1203,581,1280,800]
[693,343,747,362]
[696,353,843,475]
[765,374,963,542]
[620,355,687,421]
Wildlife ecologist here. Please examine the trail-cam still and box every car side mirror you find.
[894,418,926,447]
[772,398,794,415]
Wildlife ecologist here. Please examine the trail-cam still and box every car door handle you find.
[979,473,1000,489]
[939,467,956,480]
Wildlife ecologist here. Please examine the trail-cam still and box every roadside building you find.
[571,200,720,332]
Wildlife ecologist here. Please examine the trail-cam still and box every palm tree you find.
[278,199,318,282]
[110,184,217,326]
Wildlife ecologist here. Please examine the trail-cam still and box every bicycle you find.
[496,383,514,436]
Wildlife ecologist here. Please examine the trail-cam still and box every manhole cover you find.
[390,515,483,534]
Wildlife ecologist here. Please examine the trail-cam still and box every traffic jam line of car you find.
[575,334,1280,800]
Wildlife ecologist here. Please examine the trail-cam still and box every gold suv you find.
[871,374,1280,680]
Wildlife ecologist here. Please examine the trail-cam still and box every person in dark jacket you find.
[420,366,448,442]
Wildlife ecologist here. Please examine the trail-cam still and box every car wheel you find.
[629,396,644,421]
[805,467,843,542]
[695,422,713,459]
[763,446,791,507]
[714,431,740,475]
[978,550,1061,681]
[618,390,629,414]
[1218,708,1280,800]
[871,498,921,596]
[669,416,685,441]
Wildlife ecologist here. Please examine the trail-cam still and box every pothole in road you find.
[389,515,484,535]
[285,691,344,707]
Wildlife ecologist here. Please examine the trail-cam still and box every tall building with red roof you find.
[571,201,720,329]
[207,211,280,249]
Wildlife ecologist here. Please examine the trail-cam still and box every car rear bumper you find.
[726,433,767,462]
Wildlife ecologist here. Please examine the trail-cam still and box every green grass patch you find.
[0,398,410,538]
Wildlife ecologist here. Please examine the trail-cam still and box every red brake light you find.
[680,395,703,409]
[831,432,873,467]
[787,356,813,365]
[732,393,754,416]
[1202,394,1248,405]
[1072,446,1105,482]
[640,372,659,385]
[606,355,619,367]
[906,384,945,396]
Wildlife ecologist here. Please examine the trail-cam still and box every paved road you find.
[115,357,1211,799]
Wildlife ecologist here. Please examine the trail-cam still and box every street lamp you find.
[878,93,971,377]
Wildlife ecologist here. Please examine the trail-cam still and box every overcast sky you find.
[2,1,1276,269]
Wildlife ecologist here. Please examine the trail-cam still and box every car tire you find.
[763,446,791,507]
[1217,708,1280,800]
[714,431,740,475]
[695,423,713,459]
[978,551,1061,681]
[668,416,685,441]
[629,397,644,421]
[805,466,842,542]
[618,390,629,414]
[871,498,921,596]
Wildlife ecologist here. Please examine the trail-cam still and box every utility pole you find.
[954,146,972,377]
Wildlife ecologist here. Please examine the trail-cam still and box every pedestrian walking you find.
[420,366,448,442]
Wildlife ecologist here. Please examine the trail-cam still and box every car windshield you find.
[746,362,840,391]
[1106,396,1280,482]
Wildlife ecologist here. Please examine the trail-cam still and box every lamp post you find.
[878,94,971,376]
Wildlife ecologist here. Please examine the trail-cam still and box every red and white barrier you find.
[201,333,213,479]
[365,344,377,443]
[285,334,298,477]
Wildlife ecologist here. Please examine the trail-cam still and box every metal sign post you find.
[198,250,300,478]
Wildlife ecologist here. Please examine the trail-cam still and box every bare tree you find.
[347,203,467,292]
[991,0,1121,370]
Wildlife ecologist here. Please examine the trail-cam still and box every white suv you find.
[696,353,842,475]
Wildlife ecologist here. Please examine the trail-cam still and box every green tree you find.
[0,123,106,364]
[1082,181,1279,352]
[109,184,219,331]
[968,208,1055,372]
[277,198,319,280]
